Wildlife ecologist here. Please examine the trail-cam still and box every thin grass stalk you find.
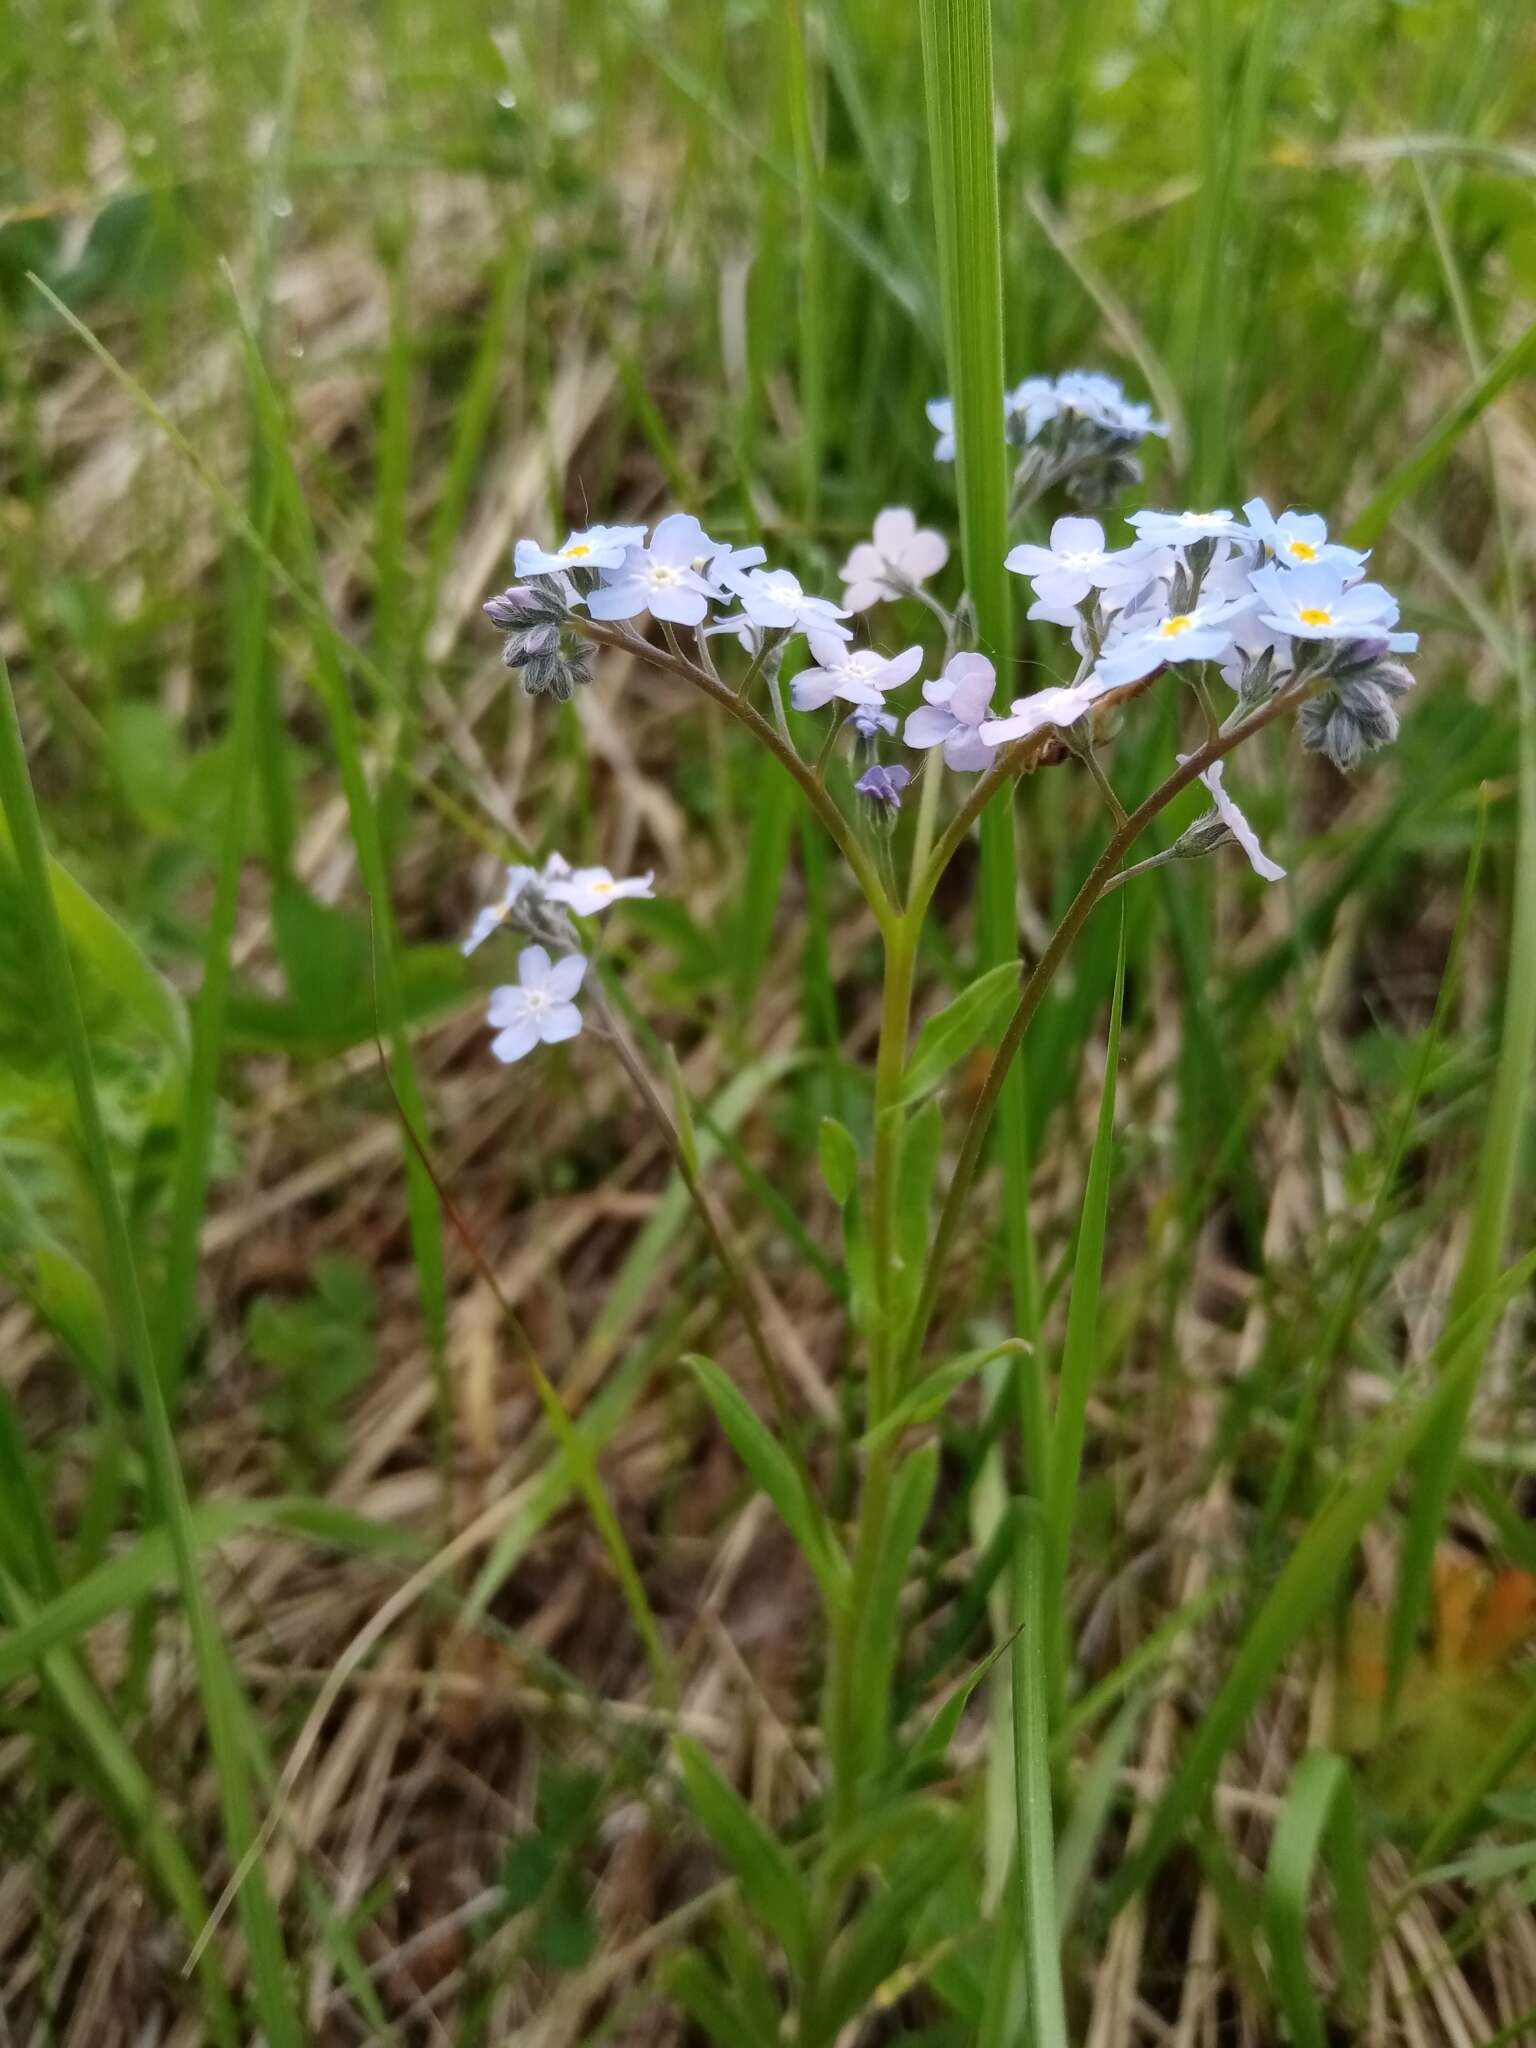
[917,0,1039,1404]
[0,653,302,2048]
[1387,172,1536,1711]
[156,481,275,1400]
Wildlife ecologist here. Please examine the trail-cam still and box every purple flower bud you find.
[854,763,911,810]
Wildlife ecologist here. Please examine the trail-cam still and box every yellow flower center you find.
[1298,606,1333,626]
[1159,614,1196,638]
[1286,538,1318,562]
[565,542,593,559]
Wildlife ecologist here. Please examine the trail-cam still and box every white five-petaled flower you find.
[1178,756,1286,883]
[1096,593,1247,685]
[514,524,646,577]
[840,507,950,612]
[487,946,587,1064]
[586,513,722,628]
[904,652,998,771]
[1241,498,1368,575]
[722,567,852,642]
[1004,516,1161,609]
[1126,508,1250,548]
[791,633,922,712]
[543,865,655,917]
[462,864,535,956]
[1247,563,1401,642]
[978,676,1113,748]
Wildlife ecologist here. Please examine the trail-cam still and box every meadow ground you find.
[2,0,1536,2040]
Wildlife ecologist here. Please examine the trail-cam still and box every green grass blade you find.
[1346,316,1536,548]
[1387,193,1536,1712]
[0,652,301,2047]
[156,473,275,1400]
[1105,1243,1536,1919]
[675,1733,813,1975]
[1010,1503,1069,2048]
[1263,1752,1371,2047]
[1043,905,1125,1714]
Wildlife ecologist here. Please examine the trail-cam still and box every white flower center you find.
[523,987,551,1013]
[645,562,685,588]
[1062,549,1104,569]
[766,580,800,606]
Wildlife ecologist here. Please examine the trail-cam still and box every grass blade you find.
[1010,1504,1069,2048]
[0,651,301,2047]
[1263,1752,1371,2047]
[1043,904,1125,1713]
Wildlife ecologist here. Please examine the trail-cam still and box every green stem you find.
[0,656,302,2048]
[870,918,918,1420]
[898,678,1321,1385]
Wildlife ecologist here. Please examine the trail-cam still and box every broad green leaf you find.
[900,961,1017,1104]
[675,1734,812,1973]
[684,1353,847,1604]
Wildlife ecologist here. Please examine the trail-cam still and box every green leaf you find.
[675,1734,812,1973]
[683,1354,847,1605]
[665,1951,781,2048]
[861,1340,1027,1457]
[818,1115,860,1206]
[849,1444,940,1781]
[271,879,373,1028]
[1263,1752,1372,2047]
[900,961,1017,1104]
[811,1808,971,2036]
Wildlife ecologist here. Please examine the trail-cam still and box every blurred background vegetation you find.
[2,0,1534,2039]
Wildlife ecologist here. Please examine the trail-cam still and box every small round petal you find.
[585,578,651,621]
[518,943,554,987]
[545,952,588,1001]
[649,584,710,627]
[871,506,918,555]
[490,1019,541,1064]
[881,644,924,687]
[943,726,995,772]
[904,704,957,749]
[539,1002,584,1045]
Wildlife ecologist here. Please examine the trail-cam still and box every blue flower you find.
[904,652,998,771]
[1241,498,1369,575]
[1005,516,1163,609]
[1248,563,1400,642]
[1096,594,1246,685]
[791,633,923,713]
[486,946,587,1063]
[514,524,646,577]
[719,567,852,642]
[586,513,724,628]
[1126,508,1250,548]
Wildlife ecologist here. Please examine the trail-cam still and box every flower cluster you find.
[929,369,1169,505]
[481,375,1421,1066]
[461,851,654,1064]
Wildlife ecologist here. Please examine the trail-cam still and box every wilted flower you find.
[544,865,656,916]
[791,634,923,712]
[854,762,911,809]
[1241,498,1368,575]
[462,864,536,956]
[487,946,587,1063]
[722,567,852,642]
[840,508,950,612]
[514,524,646,577]
[1178,755,1285,882]
[587,513,722,628]
[904,652,998,771]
